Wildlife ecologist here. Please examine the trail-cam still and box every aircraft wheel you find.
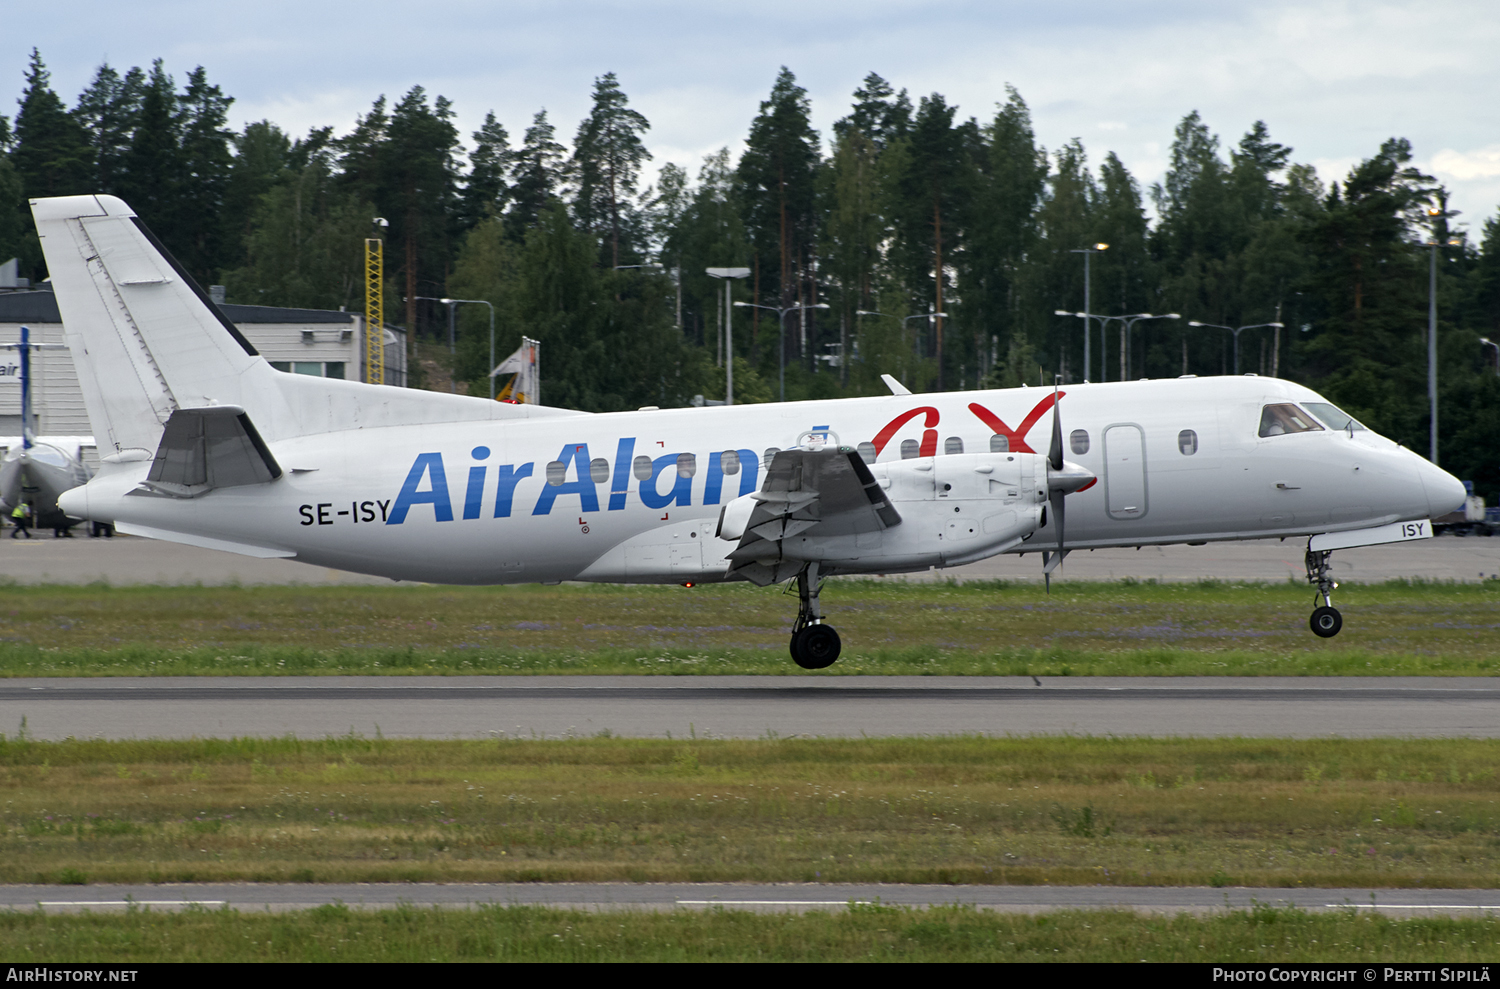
[1309,606,1342,638]
[790,624,841,670]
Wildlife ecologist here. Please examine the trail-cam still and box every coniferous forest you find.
[4,51,1500,495]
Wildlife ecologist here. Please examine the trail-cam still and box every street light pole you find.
[1423,204,1465,465]
[1070,244,1108,381]
[1056,312,1179,380]
[1122,313,1179,379]
[1481,337,1500,375]
[856,310,948,390]
[1187,320,1285,375]
[736,301,830,402]
[707,267,751,406]
[439,298,496,400]
[414,295,463,392]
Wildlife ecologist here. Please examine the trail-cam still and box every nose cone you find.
[1418,459,1468,519]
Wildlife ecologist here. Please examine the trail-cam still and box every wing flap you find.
[726,447,901,580]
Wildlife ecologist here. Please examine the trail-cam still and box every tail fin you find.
[31,195,270,457]
[33,195,582,456]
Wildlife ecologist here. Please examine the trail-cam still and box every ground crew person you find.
[10,501,31,539]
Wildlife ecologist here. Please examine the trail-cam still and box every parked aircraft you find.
[0,325,98,535]
[32,195,1466,667]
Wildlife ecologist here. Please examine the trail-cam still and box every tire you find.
[791,624,842,670]
[1309,606,1342,638]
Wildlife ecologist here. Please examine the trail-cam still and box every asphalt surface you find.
[7,882,1499,916]
[0,531,1497,584]
[3,675,1497,740]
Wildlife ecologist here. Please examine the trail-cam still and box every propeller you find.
[1041,376,1096,593]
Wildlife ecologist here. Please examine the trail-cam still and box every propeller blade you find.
[1041,375,1069,593]
[1048,376,1063,472]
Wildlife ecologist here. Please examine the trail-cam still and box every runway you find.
[7,882,1500,917]
[0,530,1496,585]
[3,675,1497,740]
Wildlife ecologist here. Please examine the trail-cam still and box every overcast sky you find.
[7,0,1499,233]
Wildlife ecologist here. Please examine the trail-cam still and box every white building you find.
[0,288,406,448]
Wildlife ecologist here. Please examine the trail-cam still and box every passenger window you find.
[589,457,610,483]
[1070,430,1090,455]
[545,461,567,486]
[676,453,697,478]
[900,439,920,460]
[1178,429,1198,455]
[721,450,740,475]
[763,447,780,466]
[1258,404,1324,437]
[944,436,964,455]
[857,441,877,464]
[632,455,653,480]
[990,434,1009,453]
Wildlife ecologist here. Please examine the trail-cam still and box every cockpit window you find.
[1302,402,1366,432]
[1258,403,1324,437]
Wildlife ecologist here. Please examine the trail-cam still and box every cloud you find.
[5,0,1499,222]
[1431,146,1500,182]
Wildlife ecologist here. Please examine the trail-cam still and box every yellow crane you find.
[364,218,388,384]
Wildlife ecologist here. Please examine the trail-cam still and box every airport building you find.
[0,286,407,463]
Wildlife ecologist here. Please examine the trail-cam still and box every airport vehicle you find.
[0,326,98,535]
[32,195,1466,668]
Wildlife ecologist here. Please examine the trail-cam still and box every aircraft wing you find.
[727,447,901,583]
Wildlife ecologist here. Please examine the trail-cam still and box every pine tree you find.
[222,121,293,276]
[225,129,372,311]
[1033,139,1098,382]
[571,73,651,268]
[660,149,750,360]
[115,61,182,236]
[964,85,1047,383]
[0,152,26,274]
[834,72,911,152]
[175,66,235,283]
[507,110,566,236]
[1300,138,1437,442]
[460,111,512,231]
[738,67,821,363]
[821,127,886,388]
[12,49,93,199]
[893,93,971,388]
[382,87,462,337]
[72,63,145,194]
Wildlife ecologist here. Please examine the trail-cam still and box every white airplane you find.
[32,195,1466,668]
[0,325,97,535]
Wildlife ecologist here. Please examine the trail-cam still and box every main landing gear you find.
[789,562,842,670]
[1305,547,1343,638]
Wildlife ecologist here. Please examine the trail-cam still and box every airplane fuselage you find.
[66,375,1457,586]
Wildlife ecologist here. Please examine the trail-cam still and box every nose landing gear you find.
[1305,548,1343,638]
[789,563,841,670]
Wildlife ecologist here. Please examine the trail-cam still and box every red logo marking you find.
[872,406,940,457]
[966,393,1063,454]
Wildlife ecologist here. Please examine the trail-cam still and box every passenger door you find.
[1103,423,1148,521]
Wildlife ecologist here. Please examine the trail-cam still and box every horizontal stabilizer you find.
[132,406,281,499]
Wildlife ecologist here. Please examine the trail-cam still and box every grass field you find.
[1,735,1497,889]
[3,902,1498,962]
[0,578,1496,677]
